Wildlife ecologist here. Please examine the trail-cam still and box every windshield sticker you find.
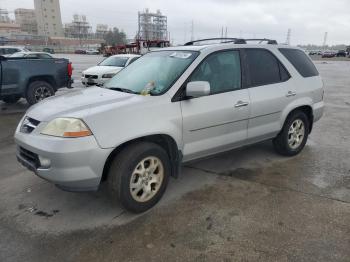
[169,52,192,59]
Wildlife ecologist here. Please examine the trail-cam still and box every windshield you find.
[99,56,129,67]
[104,51,198,95]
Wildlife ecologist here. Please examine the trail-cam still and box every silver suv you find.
[15,38,324,213]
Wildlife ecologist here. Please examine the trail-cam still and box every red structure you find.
[103,39,170,56]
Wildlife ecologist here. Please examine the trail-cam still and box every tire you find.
[107,142,170,213]
[2,95,21,104]
[273,110,310,156]
[26,81,55,105]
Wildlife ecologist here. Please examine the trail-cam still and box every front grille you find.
[85,74,98,79]
[19,147,40,168]
[20,117,40,134]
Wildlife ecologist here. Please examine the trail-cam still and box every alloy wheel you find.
[34,86,52,102]
[288,119,305,149]
[129,156,164,202]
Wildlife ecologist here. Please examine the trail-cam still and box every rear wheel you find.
[107,142,170,213]
[26,81,55,105]
[2,95,21,104]
[273,111,310,156]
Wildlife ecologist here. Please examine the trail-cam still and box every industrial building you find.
[0,9,21,36]
[34,0,64,37]
[64,14,92,39]
[95,24,109,39]
[0,8,11,23]
[138,9,167,41]
[14,8,38,35]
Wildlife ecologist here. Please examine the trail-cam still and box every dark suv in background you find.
[336,50,347,57]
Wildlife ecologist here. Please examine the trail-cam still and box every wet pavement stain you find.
[219,167,261,181]
[34,209,60,218]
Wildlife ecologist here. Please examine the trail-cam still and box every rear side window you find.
[245,49,289,87]
[38,54,52,59]
[279,48,319,77]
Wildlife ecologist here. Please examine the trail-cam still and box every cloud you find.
[3,0,350,45]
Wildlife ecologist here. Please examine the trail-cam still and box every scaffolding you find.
[138,9,167,41]
[0,9,11,23]
[64,14,92,40]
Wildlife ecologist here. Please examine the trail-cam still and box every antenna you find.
[285,28,291,45]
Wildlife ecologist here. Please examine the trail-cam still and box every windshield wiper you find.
[108,87,139,94]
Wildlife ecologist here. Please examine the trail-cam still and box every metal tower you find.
[138,9,167,41]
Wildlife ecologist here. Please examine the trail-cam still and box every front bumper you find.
[313,101,324,123]
[15,126,113,192]
[81,77,108,87]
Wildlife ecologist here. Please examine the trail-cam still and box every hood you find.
[83,65,123,75]
[26,87,139,122]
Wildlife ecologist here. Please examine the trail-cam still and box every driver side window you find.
[189,50,241,95]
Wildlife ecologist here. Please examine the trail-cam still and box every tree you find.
[104,27,127,46]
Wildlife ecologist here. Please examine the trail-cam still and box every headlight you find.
[41,118,92,138]
[102,73,116,78]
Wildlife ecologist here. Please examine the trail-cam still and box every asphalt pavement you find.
[0,55,349,262]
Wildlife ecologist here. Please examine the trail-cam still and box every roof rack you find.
[184,37,277,46]
[184,38,245,46]
[244,38,278,45]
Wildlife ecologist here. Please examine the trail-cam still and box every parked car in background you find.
[336,50,347,57]
[15,39,324,213]
[322,51,336,58]
[81,54,140,86]
[0,46,30,57]
[86,49,100,55]
[74,49,87,54]
[0,55,73,105]
[9,52,53,59]
[42,47,55,54]
[308,50,317,55]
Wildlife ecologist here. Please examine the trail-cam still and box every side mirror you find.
[186,81,210,98]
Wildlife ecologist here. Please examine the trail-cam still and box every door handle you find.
[286,91,296,97]
[234,101,249,108]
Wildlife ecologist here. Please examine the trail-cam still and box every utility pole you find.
[285,28,291,45]
[190,20,194,41]
[225,27,227,38]
[322,32,328,50]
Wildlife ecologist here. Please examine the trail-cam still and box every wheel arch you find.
[282,104,314,134]
[101,134,182,182]
[26,75,57,92]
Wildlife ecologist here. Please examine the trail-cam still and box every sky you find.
[1,0,350,45]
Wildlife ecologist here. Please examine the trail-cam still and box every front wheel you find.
[273,111,310,156]
[107,142,170,213]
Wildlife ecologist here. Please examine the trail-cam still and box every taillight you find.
[68,62,73,77]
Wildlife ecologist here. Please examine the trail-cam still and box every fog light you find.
[38,155,51,168]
